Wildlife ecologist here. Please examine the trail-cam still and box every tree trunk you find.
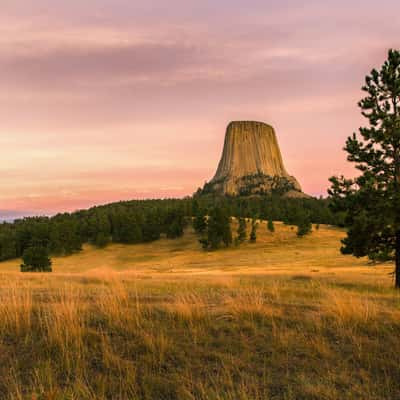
[396,230,400,289]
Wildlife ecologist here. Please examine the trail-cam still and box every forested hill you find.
[0,195,339,262]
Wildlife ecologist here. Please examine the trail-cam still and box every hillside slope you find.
[0,222,390,282]
[0,222,398,399]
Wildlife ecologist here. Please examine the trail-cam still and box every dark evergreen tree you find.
[165,209,185,239]
[200,207,232,250]
[236,217,247,244]
[49,216,82,255]
[249,219,258,243]
[109,207,144,244]
[21,245,52,272]
[296,217,312,237]
[94,232,109,247]
[167,219,184,239]
[0,226,17,261]
[267,219,275,233]
[329,49,400,288]
[130,221,143,243]
[142,213,161,242]
[193,212,207,234]
[122,215,142,243]
[192,199,200,216]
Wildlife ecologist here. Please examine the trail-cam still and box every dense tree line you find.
[194,194,338,225]
[0,195,336,262]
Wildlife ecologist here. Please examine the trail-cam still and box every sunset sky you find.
[1,0,400,219]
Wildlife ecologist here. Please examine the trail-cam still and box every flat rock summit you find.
[201,121,306,197]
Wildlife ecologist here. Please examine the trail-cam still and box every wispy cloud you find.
[1,0,400,215]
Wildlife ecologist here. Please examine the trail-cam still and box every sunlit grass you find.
[0,223,399,399]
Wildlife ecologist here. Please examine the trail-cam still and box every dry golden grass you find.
[0,222,379,277]
[0,223,399,399]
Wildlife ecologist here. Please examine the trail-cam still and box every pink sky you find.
[1,0,400,218]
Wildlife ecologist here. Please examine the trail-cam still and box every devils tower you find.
[200,121,305,197]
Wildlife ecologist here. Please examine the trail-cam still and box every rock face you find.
[202,121,304,197]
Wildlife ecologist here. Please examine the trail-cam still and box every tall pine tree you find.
[329,49,400,288]
[249,218,258,243]
[236,217,247,244]
[193,211,207,234]
[200,207,232,250]
[267,218,275,233]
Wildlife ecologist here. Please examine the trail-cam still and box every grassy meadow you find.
[0,222,399,399]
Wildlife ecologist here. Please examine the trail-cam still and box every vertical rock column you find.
[209,121,302,195]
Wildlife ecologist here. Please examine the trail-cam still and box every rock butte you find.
[203,121,306,197]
